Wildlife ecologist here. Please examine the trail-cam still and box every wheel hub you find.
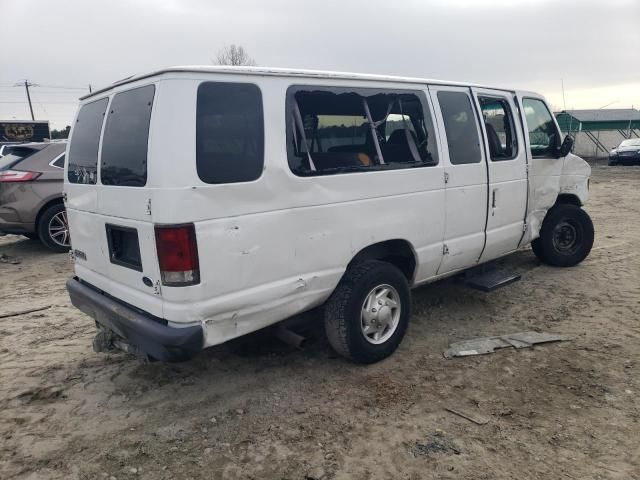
[552,220,578,253]
[361,284,401,345]
[49,211,70,248]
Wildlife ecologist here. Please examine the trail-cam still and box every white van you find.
[65,66,593,363]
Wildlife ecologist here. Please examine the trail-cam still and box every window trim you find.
[285,84,439,177]
[522,96,561,159]
[195,81,265,185]
[477,94,519,162]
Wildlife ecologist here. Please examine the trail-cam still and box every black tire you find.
[608,159,617,166]
[324,260,411,364]
[37,203,70,253]
[531,203,594,267]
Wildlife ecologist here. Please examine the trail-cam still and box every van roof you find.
[81,65,518,101]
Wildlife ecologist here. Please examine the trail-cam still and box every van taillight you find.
[154,224,200,286]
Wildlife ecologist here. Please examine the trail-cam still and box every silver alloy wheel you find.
[361,284,401,345]
[48,210,70,247]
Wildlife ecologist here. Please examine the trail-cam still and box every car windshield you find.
[619,139,640,148]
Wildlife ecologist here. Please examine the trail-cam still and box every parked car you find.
[608,138,640,165]
[65,67,593,363]
[0,141,68,252]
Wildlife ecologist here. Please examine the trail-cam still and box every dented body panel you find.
[64,68,591,352]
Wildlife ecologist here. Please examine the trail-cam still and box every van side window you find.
[196,82,264,184]
[478,96,518,160]
[437,91,482,165]
[523,98,559,158]
[101,85,155,187]
[287,87,438,176]
[67,98,108,184]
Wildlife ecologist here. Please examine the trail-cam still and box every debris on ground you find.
[0,253,20,264]
[444,331,570,359]
[411,431,461,457]
[445,407,490,425]
[0,305,51,319]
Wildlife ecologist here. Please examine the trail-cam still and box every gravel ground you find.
[1,166,639,480]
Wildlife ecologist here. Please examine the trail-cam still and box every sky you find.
[0,0,639,129]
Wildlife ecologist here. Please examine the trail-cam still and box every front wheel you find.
[324,260,411,364]
[531,204,594,267]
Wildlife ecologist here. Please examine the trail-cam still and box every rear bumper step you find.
[67,277,203,361]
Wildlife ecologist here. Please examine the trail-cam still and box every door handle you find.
[491,189,497,214]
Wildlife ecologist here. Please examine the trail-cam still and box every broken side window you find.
[286,87,438,176]
[478,96,518,161]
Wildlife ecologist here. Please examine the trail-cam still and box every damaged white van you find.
[65,66,593,363]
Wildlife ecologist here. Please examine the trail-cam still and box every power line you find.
[34,84,88,91]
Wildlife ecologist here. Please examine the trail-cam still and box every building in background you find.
[555,109,640,159]
[0,120,51,143]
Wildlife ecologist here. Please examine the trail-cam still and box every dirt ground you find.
[1,166,639,480]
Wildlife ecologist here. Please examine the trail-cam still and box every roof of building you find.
[0,120,50,124]
[81,65,523,100]
[559,109,640,122]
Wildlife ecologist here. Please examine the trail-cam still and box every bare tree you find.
[214,44,256,66]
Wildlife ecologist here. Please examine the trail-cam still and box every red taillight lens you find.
[154,224,200,286]
[0,170,41,183]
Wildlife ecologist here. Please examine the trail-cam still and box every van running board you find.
[458,265,521,292]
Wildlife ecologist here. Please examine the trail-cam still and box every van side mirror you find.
[557,135,573,158]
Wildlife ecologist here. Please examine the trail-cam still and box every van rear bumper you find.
[66,277,203,361]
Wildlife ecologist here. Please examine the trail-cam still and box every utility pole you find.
[23,80,35,120]
[88,84,92,93]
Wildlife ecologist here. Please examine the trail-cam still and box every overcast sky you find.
[1,0,638,129]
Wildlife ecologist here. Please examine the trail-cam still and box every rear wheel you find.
[37,203,70,253]
[324,261,411,364]
[531,203,594,267]
[608,158,617,166]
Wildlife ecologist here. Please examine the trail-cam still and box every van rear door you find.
[65,84,164,317]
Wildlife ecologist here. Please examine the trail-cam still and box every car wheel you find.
[37,203,70,253]
[531,203,594,267]
[324,260,411,364]
[608,159,617,166]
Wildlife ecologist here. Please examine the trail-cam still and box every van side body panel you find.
[151,76,445,347]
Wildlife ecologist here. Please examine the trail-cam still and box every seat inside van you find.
[289,89,437,174]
